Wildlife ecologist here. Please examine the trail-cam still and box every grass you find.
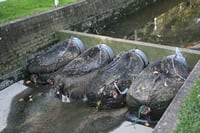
[174,76,200,133]
[0,0,75,24]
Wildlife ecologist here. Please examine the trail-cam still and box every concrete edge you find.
[56,30,200,69]
[58,30,200,55]
[0,80,28,131]
[110,122,153,133]
[153,60,200,133]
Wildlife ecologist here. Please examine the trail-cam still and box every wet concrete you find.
[0,81,28,131]
[111,122,153,133]
[1,84,153,133]
[2,83,128,133]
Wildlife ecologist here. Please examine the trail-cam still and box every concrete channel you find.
[1,30,199,132]
[1,0,200,132]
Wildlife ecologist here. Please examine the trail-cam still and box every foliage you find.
[0,0,75,23]
[174,76,200,133]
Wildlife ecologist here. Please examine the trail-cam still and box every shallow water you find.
[100,0,200,48]
[3,84,127,133]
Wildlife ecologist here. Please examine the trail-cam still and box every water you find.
[3,84,126,133]
[99,0,200,48]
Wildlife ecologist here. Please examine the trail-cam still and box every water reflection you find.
[100,0,183,38]
[137,2,200,48]
[100,0,200,49]
[3,85,126,133]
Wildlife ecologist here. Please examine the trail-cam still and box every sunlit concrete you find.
[0,80,28,131]
[110,121,153,133]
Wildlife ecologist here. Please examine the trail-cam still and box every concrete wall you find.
[0,0,158,89]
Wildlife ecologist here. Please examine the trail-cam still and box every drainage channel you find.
[1,0,200,132]
[86,0,200,49]
[2,32,200,133]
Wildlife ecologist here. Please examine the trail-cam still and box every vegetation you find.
[174,76,200,133]
[0,0,75,23]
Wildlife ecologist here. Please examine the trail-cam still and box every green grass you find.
[0,0,75,24]
[174,76,200,133]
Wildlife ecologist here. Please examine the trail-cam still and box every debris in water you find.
[196,18,200,23]
[29,95,33,102]
[29,98,33,102]
[145,122,150,127]
[140,86,145,90]
[164,81,168,87]
[18,98,24,103]
[153,71,159,74]
[125,112,157,125]
[140,105,151,115]
[25,80,32,85]
[62,94,71,103]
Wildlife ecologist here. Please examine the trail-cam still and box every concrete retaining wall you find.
[0,0,158,89]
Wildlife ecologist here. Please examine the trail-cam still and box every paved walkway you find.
[0,80,28,131]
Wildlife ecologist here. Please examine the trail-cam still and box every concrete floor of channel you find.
[0,80,153,133]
